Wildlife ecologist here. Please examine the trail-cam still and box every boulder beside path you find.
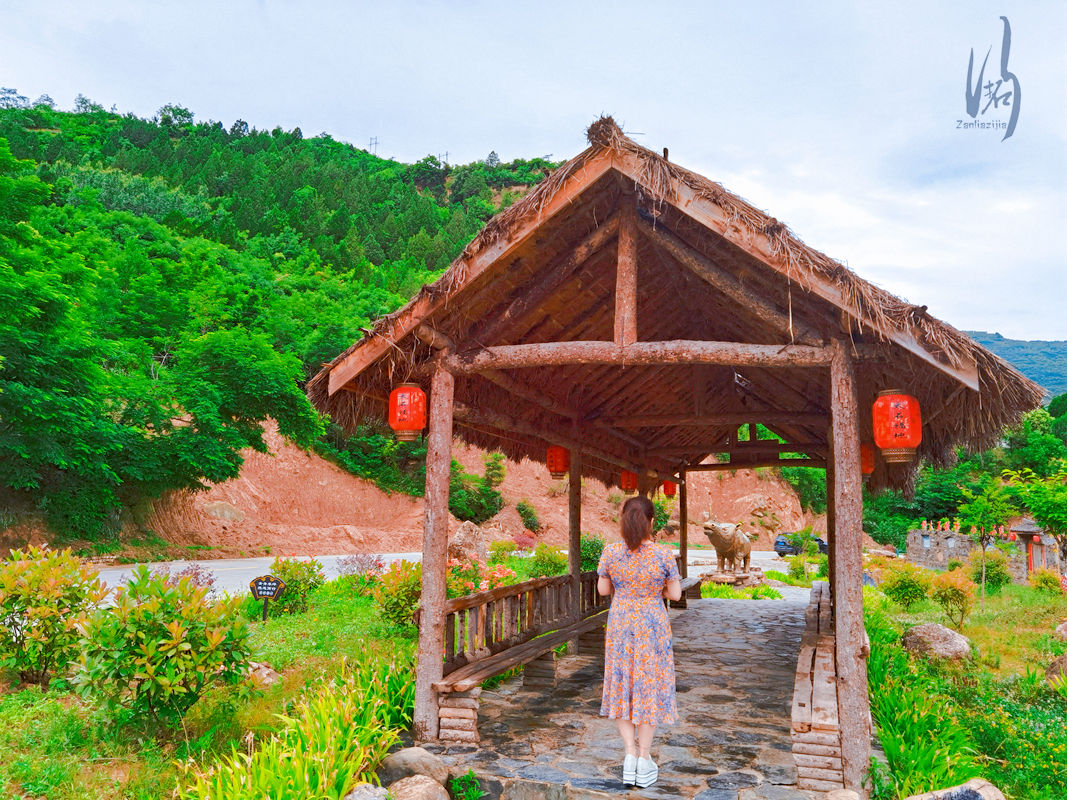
[901,623,972,661]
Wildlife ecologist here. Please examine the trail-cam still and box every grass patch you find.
[700,582,783,600]
[764,569,813,587]
[0,579,415,799]
[867,590,1067,798]
[882,583,1067,677]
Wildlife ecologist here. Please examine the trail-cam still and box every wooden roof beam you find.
[649,441,826,458]
[462,213,620,348]
[620,159,981,391]
[446,340,832,373]
[452,402,678,482]
[636,214,824,347]
[598,412,827,427]
[686,458,826,471]
[326,149,617,395]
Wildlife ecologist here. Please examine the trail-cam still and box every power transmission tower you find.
[369,136,379,155]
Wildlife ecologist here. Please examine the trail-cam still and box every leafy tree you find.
[0,88,28,109]
[1002,409,1067,476]
[158,103,194,128]
[1048,392,1067,420]
[957,482,1014,603]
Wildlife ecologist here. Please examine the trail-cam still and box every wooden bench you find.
[790,581,845,792]
[430,572,611,742]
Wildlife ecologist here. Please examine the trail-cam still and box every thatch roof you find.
[308,116,1043,491]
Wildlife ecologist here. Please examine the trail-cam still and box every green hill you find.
[0,95,554,536]
[965,331,1067,399]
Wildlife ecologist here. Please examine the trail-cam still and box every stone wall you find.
[905,529,1060,584]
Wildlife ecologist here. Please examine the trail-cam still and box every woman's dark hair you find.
[620,495,655,550]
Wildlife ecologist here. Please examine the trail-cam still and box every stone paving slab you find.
[428,599,819,799]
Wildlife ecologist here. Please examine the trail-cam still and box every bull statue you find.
[702,516,751,573]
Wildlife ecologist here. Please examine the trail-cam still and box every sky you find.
[2,1,1066,339]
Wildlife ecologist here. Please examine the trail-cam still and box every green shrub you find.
[516,500,540,532]
[787,556,808,581]
[966,548,1012,595]
[482,452,505,488]
[1029,568,1063,594]
[946,558,963,571]
[579,534,605,572]
[450,769,487,800]
[652,496,672,533]
[488,540,516,563]
[0,546,106,687]
[268,557,326,615]
[78,566,250,728]
[372,560,422,626]
[749,584,783,600]
[929,569,976,631]
[527,544,567,577]
[881,562,933,611]
[449,460,503,524]
[780,466,827,514]
[177,657,403,799]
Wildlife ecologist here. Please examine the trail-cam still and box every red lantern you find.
[662,480,677,498]
[388,383,427,441]
[620,470,638,494]
[546,446,570,479]
[860,443,875,476]
[872,390,922,463]
[1009,532,1017,542]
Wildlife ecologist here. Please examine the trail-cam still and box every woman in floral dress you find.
[597,495,681,788]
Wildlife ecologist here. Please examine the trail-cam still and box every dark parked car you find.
[774,534,829,556]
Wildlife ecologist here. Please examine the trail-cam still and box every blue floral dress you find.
[597,541,679,725]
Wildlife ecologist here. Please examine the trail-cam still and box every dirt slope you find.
[3,424,863,558]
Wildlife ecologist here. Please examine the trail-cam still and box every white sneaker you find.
[636,756,658,788]
[622,754,637,786]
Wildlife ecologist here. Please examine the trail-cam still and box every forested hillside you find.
[0,93,554,536]
[966,331,1067,398]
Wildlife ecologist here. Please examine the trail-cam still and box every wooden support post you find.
[679,472,689,579]
[414,366,454,742]
[826,433,836,593]
[614,201,637,345]
[568,449,583,627]
[828,339,870,793]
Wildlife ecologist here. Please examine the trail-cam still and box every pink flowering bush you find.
[446,558,517,598]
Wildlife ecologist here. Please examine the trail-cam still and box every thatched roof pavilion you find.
[310,117,1042,492]
[308,116,1042,793]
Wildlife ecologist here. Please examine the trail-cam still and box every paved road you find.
[96,548,795,598]
[96,552,424,597]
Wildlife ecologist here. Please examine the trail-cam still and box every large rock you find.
[1054,621,1067,642]
[903,777,1006,799]
[448,520,488,563]
[902,623,972,661]
[377,746,449,787]
[246,661,281,687]
[344,785,389,800]
[1046,653,1067,684]
[387,774,450,800]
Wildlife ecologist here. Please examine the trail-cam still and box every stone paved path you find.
[430,599,814,800]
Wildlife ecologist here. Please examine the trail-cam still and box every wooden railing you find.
[441,571,609,675]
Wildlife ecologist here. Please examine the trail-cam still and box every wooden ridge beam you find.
[446,340,831,374]
[598,412,828,427]
[637,214,823,346]
[452,402,678,482]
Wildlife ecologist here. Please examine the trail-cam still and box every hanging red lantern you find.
[388,383,427,441]
[662,480,677,498]
[546,446,570,479]
[620,470,638,494]
[860,443,876,476]
[872,390,922,463]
